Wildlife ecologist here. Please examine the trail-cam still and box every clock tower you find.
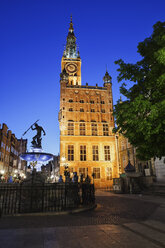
[61,16,81,86]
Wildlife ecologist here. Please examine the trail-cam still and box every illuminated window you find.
[106,167,112,180]
[80,100,84,103]
[80,122,85,135]
[79,168,86,178]
[123,156,126,167]
[69,99,73,102]
[68,145,74,161]
[5,155,8,162]
[104,146,110,161]
[91,123,97,136]
[103,124,109,136]
[69,108,73,112]
[101,100,105,104]
[80,108,84,112]
[93,168,100,179]
[92,146,99,161]
[80,145,86,161]
[1,152,4,162]
[91,109,95,112]
[68,122,74,135]
[90,100,94,104]
[121,142,125,151]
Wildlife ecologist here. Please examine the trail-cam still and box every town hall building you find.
[58,17,120,188]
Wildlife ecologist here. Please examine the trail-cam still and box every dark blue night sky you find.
[0,0,165,154]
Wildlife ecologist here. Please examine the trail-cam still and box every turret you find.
[103,70,112,84]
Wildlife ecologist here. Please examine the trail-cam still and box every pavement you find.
[0,190,165,248]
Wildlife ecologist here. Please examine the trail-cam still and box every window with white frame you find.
[93,168,100,179]
[80,145,86,161]
[68,145,74,161]
[92,145,99,161]
[80,122,85,136]
[79,168,86,178]
[104,146,111,161]
[106,167,112,180]
[103,124,109,136]
[91,123,97,136]
[68,122,74,135]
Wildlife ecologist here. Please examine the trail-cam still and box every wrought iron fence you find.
[0,182,95,215]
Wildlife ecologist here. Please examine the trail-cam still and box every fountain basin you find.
[20,152,53,162]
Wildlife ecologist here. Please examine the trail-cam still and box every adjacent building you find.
[0,123,27,177]
[117,134,156,178]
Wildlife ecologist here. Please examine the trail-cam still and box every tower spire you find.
[69,14,74,33]
[63,15,80,59]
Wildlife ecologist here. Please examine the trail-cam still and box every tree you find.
[114,21,165,160]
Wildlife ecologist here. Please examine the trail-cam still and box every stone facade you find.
[59,18,119,188]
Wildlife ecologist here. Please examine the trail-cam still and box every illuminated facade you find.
[0,123,27,176]
[59,18,119,188]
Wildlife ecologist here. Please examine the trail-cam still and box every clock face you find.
[65,63,77,74]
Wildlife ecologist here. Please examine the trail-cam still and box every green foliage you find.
[114,21,165,160]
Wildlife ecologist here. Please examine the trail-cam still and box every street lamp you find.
[0,170,4,175]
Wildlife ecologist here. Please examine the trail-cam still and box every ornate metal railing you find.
[0,182,95,215]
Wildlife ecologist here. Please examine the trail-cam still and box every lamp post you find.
[61,156,70,182]
[0,170,5,182]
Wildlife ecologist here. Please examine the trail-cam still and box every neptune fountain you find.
[20,120,53,172]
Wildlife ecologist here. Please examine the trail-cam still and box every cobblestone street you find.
[0,190,165,247]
